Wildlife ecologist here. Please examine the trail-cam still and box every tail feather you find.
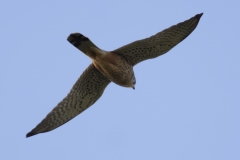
[67,33,104,59]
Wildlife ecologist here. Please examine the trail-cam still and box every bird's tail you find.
[67,33,105,59]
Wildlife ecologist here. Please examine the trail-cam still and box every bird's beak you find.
[132,86,135,90]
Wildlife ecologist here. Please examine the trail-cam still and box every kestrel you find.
[26,13,203,137]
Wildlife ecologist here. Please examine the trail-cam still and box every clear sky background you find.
[1,0,239,159]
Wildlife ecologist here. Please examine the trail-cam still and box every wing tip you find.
[26,130,38,138]
[193,13,203,23]
[26,121,49,138]
[196,13,203,19]
[183,13,203,30]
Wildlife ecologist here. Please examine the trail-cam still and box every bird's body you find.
[92,52,136,88]
[67,33,136,88]
[26,13,203,138]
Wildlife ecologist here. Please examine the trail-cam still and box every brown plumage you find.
[26,13,203,137]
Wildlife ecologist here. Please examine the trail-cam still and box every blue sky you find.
[1,0,239,159]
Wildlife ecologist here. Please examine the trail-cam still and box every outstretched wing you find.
[113,13,203,66]
[26,64,110,137]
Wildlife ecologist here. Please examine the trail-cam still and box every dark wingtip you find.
[197,13,203,18]
[194,13,203,22]
[26,131,37,138]
[194,13,203,26]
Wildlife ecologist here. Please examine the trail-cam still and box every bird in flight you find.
[26,13,203,138]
